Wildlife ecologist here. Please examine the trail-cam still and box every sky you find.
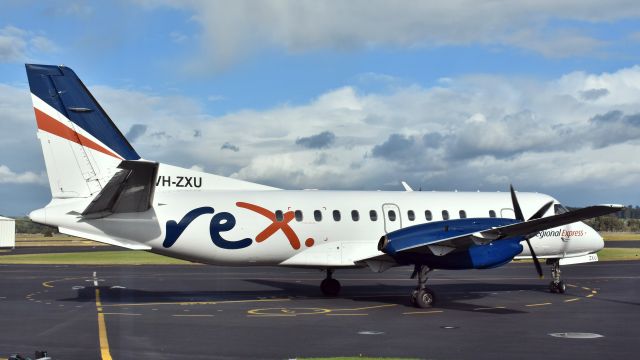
[1,0,640,215]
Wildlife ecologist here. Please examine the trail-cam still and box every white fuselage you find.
[33,181,604,269]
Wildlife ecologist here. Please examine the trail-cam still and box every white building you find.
[0,216,15,249]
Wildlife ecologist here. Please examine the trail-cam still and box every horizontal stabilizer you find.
[60,227,151,250]
[82,160,158,218]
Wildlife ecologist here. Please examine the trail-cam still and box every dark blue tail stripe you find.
[25,64,140,160]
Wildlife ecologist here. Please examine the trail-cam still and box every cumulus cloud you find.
[371,134,416,160]
[296,131,336,149]
[0,26,57,62]
[6,64,640,206]
[136,1,639,69]
[580,88,609,101]
[221,142,240,152]
[0,165,46,185]
[125,124,148,142]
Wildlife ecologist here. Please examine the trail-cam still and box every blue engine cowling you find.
[379,218,525,270]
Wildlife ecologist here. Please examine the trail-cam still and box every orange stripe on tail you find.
[34,108,123,160]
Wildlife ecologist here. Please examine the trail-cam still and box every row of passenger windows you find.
[274,209,499,222]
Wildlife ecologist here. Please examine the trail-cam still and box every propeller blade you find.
[510,184,525,221]
[528,200,554,221]
[525,237,543,278]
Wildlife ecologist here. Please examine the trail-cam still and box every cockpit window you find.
[554,204,569,215]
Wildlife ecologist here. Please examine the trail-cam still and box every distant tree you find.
[12,217,58,235]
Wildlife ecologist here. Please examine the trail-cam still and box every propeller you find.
[510,185,548,278]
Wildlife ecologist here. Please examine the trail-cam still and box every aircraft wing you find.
[379,204,623,256]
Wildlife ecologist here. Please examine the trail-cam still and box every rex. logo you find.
[162,202,315,250]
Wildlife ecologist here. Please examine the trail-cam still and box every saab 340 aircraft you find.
[25,64,622,308]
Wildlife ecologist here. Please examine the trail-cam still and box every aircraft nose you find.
[586,223,604,252]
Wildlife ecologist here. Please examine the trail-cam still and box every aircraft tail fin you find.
[25,64,140,199]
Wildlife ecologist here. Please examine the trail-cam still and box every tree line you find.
[11,217,57,236]
[567,205,638,232]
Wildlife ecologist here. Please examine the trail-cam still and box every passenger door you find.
[382,203,402,233]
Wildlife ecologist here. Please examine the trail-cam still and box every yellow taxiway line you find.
[95,288,113,360]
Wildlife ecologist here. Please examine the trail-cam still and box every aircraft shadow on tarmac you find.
[59,280,563,314]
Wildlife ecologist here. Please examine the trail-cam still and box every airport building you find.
[0,216,15,249]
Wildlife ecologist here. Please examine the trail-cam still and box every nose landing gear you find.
[320,269,341,296]
[548,259,566,293]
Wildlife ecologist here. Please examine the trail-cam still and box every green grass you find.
[16,233,108,247]
[601,232,640,241]
[300,358,418,360]
[598,248,640,261]
[0,247,638,265]
[0,250,194,265]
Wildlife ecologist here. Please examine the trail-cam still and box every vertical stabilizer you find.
[25,64,140,199]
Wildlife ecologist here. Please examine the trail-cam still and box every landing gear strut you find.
[548,259,566,293]
[320,269,341,296]
[410,265,436,308]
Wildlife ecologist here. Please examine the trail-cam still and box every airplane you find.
[25,64,623,308]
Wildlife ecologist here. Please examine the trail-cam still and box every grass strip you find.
[300,358,419,360]
[601,232,640,241]
[597,248,640,261]
[0,250,193,265]
[0,248,638,265]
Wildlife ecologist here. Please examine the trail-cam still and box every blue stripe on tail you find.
[25,64,140,160]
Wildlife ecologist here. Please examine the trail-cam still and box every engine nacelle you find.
[377,218,525,270]
[466,240,524,269]
[394,239,524,270]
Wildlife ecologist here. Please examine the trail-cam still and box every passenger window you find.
[314,210,322,222]
[459,210,467,219]
[351,210,360,221]
[370,210,378,221]
[275,210,284,222]
[388,210,396,221]
[442,210,449,220]
[333,210,341,221]
[489,210,496,218]
[425,210,432,221]
[408,210,415,221]
[295,210,303,222]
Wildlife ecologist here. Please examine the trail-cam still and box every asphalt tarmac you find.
[0,259,638,359]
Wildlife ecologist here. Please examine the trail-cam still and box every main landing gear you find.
[409,265,436,308]
[320,269,341,296]
[547,259,566,294]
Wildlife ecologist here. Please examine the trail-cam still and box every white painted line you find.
[103,313,141,316]
[403,310,443,315]
[526,303,552,307]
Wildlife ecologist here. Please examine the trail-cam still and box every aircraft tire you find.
[410,289,419,306]
[557,281,566,293]
[321,278,341,296]
[414,288,436,308]
[549,281,566,294]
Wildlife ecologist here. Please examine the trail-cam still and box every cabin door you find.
[382,203,402,233]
